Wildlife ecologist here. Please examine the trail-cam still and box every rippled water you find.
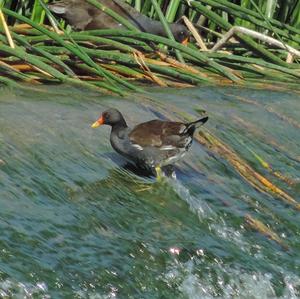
[0,85,299,298]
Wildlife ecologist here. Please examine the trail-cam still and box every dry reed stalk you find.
[133,51,168,86]
[157,51,208,77]
[12,23,32,30]
[197,131,300,211]
[0,60,40,83]
[211,26,300,58]
[8,63,36,72]
[182,16,208,51]
[286,53,294,63]
[32,65,53,78]
[245,214,288,250]
[0,8,15,48]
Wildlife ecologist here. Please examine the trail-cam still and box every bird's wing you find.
[129,120,187,148]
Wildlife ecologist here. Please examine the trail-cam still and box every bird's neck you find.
[111,119,128,132]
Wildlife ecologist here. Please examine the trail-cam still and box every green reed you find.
[0,0,299,93]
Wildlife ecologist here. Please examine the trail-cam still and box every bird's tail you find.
[188,115,208,128]
[183,115,208,135]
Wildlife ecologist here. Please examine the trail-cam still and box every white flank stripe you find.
[132,144,143,151]
[160,145,176,150]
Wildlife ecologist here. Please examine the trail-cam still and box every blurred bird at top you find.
[48,0,190,44]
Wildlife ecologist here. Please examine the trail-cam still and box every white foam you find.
[210,223,248,252]
[164,260,300,299]
[0,279,49,298]
[75,285,118,299]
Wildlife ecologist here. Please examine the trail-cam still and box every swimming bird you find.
[48,0,190,43]
[91,108,208,177]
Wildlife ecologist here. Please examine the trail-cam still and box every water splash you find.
[169,178,216,221]
[164,259,300,299]
[0,279,49,298]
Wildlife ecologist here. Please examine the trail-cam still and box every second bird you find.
[48,0,190,43]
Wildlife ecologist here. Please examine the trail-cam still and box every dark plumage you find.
[48,0,190,43]
[91,108,208,175]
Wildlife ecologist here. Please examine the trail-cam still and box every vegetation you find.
[0,0,299,94]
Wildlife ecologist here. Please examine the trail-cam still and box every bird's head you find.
[91,108,126,128]
[170,23,190,45]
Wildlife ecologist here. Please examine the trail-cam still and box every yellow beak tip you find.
[91,121,100,128]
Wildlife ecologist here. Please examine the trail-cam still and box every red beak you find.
[181,37,189,46]
[91,116,104,128]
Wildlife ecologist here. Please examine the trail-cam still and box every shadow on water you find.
[0,85,299,298]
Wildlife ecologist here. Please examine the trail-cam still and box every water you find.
[0,85,299,298]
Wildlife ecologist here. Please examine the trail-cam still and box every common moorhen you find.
[91,108,208,176]
[48,0,189,43]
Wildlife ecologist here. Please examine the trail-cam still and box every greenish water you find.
[0,85,299,298]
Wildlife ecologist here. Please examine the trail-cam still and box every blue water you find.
[0,85,299,298]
